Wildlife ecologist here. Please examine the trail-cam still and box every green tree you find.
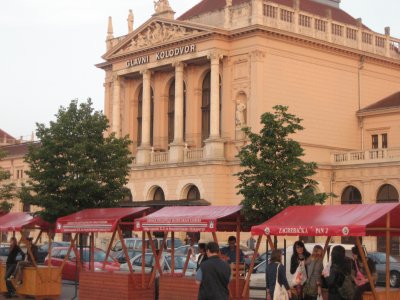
[235,105,329,225]
[19,99,132,222]
[0,149,15,212]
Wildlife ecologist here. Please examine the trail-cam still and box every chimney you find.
[310,0,340,8]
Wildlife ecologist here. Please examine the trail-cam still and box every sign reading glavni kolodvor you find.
[126,44,197,68]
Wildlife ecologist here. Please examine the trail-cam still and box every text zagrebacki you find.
[126,44,196,68]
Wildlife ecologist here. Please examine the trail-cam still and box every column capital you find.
[140,68,153,77]
[172,61,186,70]
[112,74,121,82]
[207,51,224,62]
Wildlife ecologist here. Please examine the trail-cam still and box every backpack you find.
[337,272,355,300]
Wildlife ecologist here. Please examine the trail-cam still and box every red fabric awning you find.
[0,212,50,232]
[56,207,150,233]
[134,205,243,232]
[251,203,400,237]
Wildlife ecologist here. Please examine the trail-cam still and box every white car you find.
[249,243,357,299]
[120,252,197,276]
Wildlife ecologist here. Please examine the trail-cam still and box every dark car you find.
[36,241,71,263]
[367,252,400,288]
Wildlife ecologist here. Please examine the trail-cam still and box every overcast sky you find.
[1,0,399,139]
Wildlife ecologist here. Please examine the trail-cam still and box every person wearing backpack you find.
[351,246,377,300]
[323,245,355,300]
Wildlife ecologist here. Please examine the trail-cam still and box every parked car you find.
[120,252,197,276]
[36,241,71,263]
[0,243,24,262]
[174,244,199,260]
[114,249,144,264]
[45,246,120,281]
[367,251,400,288]
[111,237,184,257]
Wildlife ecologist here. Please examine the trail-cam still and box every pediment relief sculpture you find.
[116,21,201,55]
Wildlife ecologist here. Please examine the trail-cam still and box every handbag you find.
[354,260,368,286]
[303,260,318,296]
[273,264,289,300]
[292,260,307,286]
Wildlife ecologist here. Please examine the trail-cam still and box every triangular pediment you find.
[104,18,221,60]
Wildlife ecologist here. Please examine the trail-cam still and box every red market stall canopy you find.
[134,205,244,232]
[55,207,150,233]
[0,212,50,232]
[251,203,400,237]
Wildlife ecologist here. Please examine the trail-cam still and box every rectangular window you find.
[264,5,277,18]
[371,134,378,149]
[382,133,388,148]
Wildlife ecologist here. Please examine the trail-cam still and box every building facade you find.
[97,0,400,253]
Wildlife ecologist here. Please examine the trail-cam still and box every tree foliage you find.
[235,105,329,225]
[0,149,15,212]
[19,99,133,222]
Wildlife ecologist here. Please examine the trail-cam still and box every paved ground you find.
[0,281,79,300]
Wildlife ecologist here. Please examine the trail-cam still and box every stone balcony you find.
[232,1,400,60]
[331,148,400,165]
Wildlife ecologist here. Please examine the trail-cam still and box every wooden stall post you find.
[242,235,263,297]
[235,213,240,298]
[182,235,194,276]
[34,229,43,245]
[385,212,390,300]
[142,230,146,288]
[267,235,275,250]
[171,232,175,275]
[90,232,95,271]
[117,226,136,284]
[147,231,166,288]
[356,237,378,300]
[212,232,219,245]
[102,228,117,270]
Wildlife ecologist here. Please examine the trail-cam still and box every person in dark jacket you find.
[323,245,354,300]
[5,237,25,298]
[266,249,291,300]
[196,242,231,300]
[290,241,311,299]
[196,243,208,271]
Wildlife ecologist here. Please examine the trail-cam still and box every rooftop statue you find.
[154,0,172,14]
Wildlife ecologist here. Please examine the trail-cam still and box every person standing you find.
[5,237,25,298]
[196,243,208,271]
[266,249,291,300]
[196,242,231,300]
[304,245,324,300]
[323,245,355,300]
[14,237,38,286]
[220,236,244,264]
[290,241,311,299]
[351,246,376,300]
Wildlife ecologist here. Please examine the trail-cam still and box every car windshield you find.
[166,256,196,270]
[167,239,183,248]
[373,252,399,264]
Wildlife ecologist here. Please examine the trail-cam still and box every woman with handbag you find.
[304,245,324,300]
[266,249,292,300]
[290,241,311,299]
[351,246,376,300]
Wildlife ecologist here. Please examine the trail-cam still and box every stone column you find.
[204,52,225,160]
[210,52,221,139]
[111,76,121,137]
[169,62,185,163]
[136,69,152,165]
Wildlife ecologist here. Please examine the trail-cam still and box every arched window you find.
[153,187,165,201]
[377,184,399,203]
[168,79,187,144]
[22,203,31,213]
[341,186,362,204]
[187,185,200,200]
[137,85,154,146]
